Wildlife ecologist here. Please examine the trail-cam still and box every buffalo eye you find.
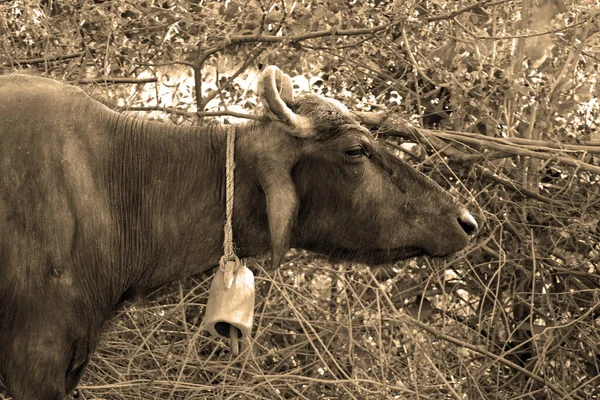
[345,146,367,159]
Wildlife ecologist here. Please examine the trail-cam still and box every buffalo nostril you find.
[458,210,478,236]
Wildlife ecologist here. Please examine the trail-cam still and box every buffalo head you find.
[241,66,478,267]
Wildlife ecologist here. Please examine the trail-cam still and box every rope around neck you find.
[219,127,239,288]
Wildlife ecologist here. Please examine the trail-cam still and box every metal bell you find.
[204,263,255,340]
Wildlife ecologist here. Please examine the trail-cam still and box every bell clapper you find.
[230,324,239,355]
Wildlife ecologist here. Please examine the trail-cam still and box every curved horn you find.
[279,73,294,104]
[258,66,314,138]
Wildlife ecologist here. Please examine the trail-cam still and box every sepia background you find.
[1,0,599,398]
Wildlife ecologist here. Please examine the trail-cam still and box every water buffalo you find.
[0,66,477,399]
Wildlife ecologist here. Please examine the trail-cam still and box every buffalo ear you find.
[257,164,298,268]
[258,66,314,138]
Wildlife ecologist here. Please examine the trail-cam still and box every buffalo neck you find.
[100,113,265,300]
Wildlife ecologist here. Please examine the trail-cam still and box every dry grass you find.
[76,247,599,399]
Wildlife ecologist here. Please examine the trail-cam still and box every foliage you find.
[2,0,600,399]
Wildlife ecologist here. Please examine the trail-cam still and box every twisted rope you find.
[219,127,239,288]
[220,126,243,350]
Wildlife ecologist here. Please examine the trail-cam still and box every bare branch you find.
[365,268,576,400]
[197,46,265,112]
[469,11,600,40]
[201,24,396,59]
[475,165,567,206]
[120,106,196,118]
[4,51,85,66]
[354,110,600,175]
[120,106,259,121]
[77,77,157,85]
